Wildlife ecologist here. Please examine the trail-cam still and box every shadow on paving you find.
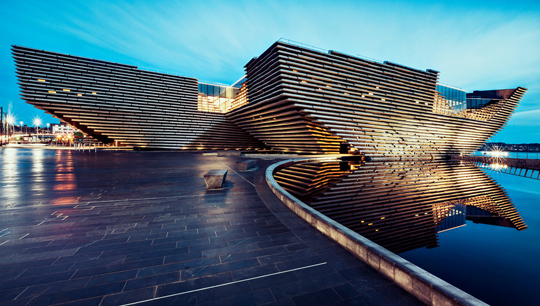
[0,148,423,306]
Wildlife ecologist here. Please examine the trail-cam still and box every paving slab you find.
[0,148,423,305]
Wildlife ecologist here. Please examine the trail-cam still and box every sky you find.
[1,0,538,142]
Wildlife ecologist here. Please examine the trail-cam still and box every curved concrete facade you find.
[12,41,526,155]
[12,46,264,150]
[228,42,526,156]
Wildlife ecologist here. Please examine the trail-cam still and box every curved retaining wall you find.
[266,158,488,306]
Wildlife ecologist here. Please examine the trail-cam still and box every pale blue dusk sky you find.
[1,0,538,142]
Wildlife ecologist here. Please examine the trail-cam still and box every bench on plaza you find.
[236,159,257,172]
[204,169,228,189]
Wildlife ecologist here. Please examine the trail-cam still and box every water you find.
[400,169,540,306]
[274,158,540,306]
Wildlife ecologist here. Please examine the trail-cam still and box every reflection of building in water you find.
[274,160,526,254]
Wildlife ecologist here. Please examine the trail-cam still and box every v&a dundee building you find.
[12,40,526,156]
[7,41,533,306]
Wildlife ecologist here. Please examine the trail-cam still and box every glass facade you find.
[466,97,494,109]
[436,85,467,114]
[197,80,247,113]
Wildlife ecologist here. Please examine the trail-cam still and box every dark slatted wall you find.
[229,42,526,156]
[12,45,264,150]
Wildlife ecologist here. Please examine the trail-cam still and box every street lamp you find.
[33,118,42,142]
[19,121,23,134]
[6,114,14,143]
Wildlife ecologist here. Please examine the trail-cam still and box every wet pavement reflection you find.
[0,148,423,305]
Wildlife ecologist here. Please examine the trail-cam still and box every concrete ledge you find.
[236,159,257,172]
[266,158,488,306]
[204,169,228,189]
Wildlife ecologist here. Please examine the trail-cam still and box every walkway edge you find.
[265,158,489,306]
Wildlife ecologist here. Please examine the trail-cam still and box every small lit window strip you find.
[44,87,93,96]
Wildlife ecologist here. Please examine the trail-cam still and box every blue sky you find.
[1,0,538,143]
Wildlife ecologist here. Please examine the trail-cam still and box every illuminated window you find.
[375,86,379,89]
[301,80,307,83]
[77,93,82,96]
[48,90,56,94]
[63,89,70,92]
[92,92,97,95]
[292,69,298,72]
[344,92,349,95]
[37,79,46,82]
[381,98,385,101]
[326,85,331,88]
[197,82,246,113]
[368,92,373,95]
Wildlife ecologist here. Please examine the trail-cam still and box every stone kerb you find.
[265,158,488,306]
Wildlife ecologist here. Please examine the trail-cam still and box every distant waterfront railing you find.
[472,151,540,160]
[462,154,540,180]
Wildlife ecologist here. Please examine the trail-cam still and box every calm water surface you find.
[400,169,540,306]
[275,158,540,306]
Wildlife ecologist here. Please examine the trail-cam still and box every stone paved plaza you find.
[0,148,422,305]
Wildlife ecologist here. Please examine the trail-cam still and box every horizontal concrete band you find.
[265,158,488,306]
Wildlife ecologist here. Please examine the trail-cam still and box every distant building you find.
[51,123,78,135]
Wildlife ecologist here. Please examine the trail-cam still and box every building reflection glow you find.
[1,148,21,207]
[31,148,45,174]
[274,159,527,254]
[52,150,77,196]
[30,149,47,193]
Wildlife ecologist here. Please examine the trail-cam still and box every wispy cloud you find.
[1,0,539,137]
[508,110,540,126]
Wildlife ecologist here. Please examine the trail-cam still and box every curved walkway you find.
[0,148,421,305]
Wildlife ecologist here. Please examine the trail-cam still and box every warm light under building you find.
[11,40,527,155]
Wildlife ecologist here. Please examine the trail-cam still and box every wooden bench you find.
[236,159,257,172]
[204,169,228,189]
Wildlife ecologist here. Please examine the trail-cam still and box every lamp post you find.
[0,107,4,145]
[6,114,14,144]
[33,118,42,142]
[19,121,23,134]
